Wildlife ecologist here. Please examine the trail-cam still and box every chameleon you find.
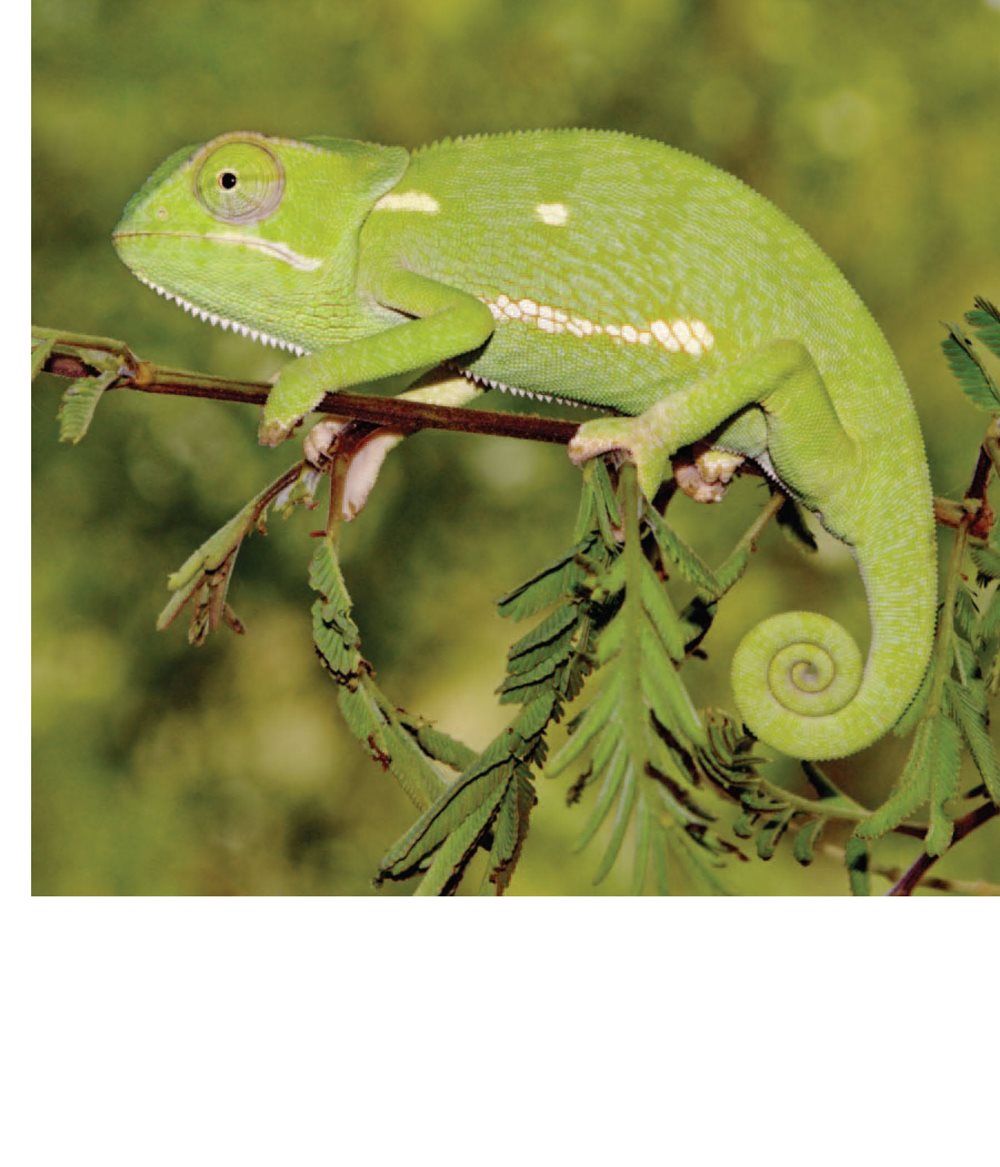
[112,129,937,761]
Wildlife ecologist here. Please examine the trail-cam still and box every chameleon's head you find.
[113,131,408,353]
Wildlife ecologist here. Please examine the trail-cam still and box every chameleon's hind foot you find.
[673,445,745,503]
[568,415,671,500]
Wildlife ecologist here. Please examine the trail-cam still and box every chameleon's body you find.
[113,130,937,760]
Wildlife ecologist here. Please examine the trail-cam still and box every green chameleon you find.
[113,129,937,761]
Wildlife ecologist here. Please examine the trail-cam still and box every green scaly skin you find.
[112,129,937,760]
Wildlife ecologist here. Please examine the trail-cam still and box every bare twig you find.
[886,801,1000,896]
[822,843,1000,896]
[35,339,581,446]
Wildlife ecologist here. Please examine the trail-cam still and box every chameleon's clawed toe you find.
[303,418,349,467]
[569,416,669,500]
[258,418,295,448]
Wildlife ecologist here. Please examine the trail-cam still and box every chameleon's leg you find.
[259,269,495,445]
[304,372,486,518]
[569,340,858,519]
[570,339,937,760]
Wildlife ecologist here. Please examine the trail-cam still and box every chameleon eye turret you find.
[193,138,285,224]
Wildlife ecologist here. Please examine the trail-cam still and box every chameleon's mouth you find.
[113,230,324,272]
[127,272,310,356]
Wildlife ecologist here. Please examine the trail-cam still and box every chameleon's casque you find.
[113,129,937,760]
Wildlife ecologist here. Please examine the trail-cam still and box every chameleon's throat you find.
[131,273,310,356]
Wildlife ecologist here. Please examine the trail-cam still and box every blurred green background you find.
[32,0,1000,895]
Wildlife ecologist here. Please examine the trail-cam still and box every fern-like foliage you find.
[311,536,473,814]
[158,461,322,644]
[544,464,741,891]
[34,309,1000,895]
[941,298,1000,414]
[850,302,1000,874]
[32,328,130,443]
[374,465,611,893]
[369,462,864,893]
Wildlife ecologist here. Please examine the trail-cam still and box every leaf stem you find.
[886,800,999,896]
[822,842,1000,895]
[733,489,786,555]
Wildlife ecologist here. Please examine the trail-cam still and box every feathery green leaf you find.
[968,297,1000,361]
[941,323,1000,412]
[57,370,117,444]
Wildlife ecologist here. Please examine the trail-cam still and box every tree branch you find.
[886,800,999,896]
[35,336,581,446]
[822,843,1000,896]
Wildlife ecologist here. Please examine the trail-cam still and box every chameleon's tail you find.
[729,506,938,760]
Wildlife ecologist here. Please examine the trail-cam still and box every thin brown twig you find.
[37,347,581,446]
[886,800,1000,896]
[821,843,1000,896]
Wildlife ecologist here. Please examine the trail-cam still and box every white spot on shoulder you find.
[535,202,569,226]
[373,191,440,214]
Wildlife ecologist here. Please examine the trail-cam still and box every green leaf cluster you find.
[32,328,130,444]
[941,297,1000,414]
[373,466,611,894]
[34,299,1000,894]
[158,462,321,644]
[849,302,1000,871]
[546,464,739,892]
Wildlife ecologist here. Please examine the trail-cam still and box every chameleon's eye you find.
[195,140,284,224]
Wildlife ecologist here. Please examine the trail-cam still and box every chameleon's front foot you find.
[673,446,745,504]
[568,416,671,500]
[258,356,327,447]
[259,417,296,447]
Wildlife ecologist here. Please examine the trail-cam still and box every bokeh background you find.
[32,0,1000,895]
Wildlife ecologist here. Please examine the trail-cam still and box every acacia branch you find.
[37,338,581,446]
[886,800,999,896]
[822,843,1000,896]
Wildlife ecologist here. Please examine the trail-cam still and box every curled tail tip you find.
[731,611,870,760]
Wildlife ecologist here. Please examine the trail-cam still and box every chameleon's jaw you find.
[123,268,310,357]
